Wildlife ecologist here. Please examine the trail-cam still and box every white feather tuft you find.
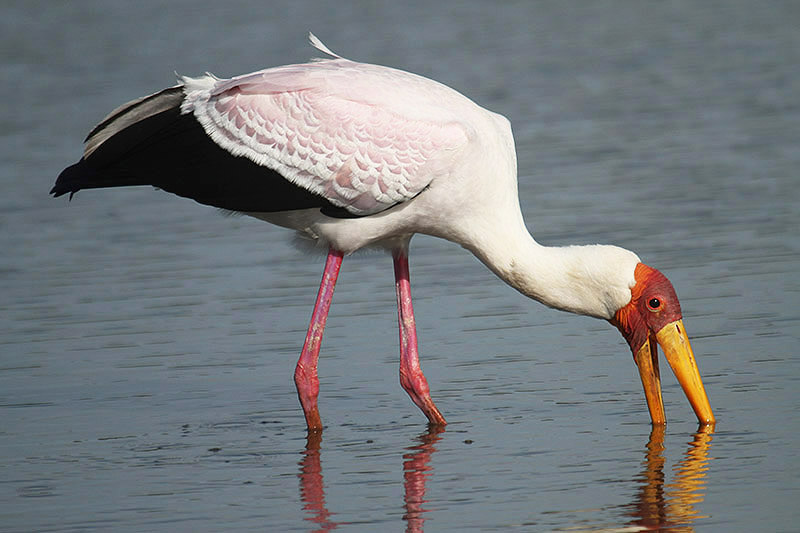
[308,32,342,59]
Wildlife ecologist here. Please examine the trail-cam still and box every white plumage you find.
[181,44,483,216]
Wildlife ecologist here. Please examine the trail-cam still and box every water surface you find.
[1,1,798,531]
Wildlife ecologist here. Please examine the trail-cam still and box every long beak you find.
[635,319,715,425]
[634,332,665,424]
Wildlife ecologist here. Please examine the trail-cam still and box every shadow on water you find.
[625,425,715,533]
[297,426,713,532]
[297,426,445,532]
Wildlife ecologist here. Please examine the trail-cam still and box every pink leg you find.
[393,251,447,426]
[295,248,344,431]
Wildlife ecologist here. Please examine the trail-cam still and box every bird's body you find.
[52,35,714,430]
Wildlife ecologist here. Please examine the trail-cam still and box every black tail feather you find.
[50,159,148,198]
[51,85,353,217]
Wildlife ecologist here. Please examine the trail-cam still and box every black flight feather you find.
[51,87,355,218]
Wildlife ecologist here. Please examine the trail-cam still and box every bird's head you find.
[610,263,715,426]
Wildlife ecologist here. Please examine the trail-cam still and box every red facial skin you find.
[611,263,683,355]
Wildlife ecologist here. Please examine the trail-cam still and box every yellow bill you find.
[634,319,715,425]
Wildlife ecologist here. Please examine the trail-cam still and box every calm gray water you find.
[2,1,799,531]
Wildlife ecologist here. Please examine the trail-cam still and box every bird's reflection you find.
[297,426,444,533]
[402,426,445,533]
[298,431,338,531]
[627,425,715,532]
[297,424,712,532]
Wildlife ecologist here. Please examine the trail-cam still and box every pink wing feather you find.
[181,59,470,215]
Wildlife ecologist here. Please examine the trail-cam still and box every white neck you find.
[460,214,640,319]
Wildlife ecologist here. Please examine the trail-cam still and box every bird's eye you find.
[647,298,661,311]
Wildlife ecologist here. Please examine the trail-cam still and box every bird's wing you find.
[180,60,470,215]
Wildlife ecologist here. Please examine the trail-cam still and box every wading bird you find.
[51,35,714,431]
